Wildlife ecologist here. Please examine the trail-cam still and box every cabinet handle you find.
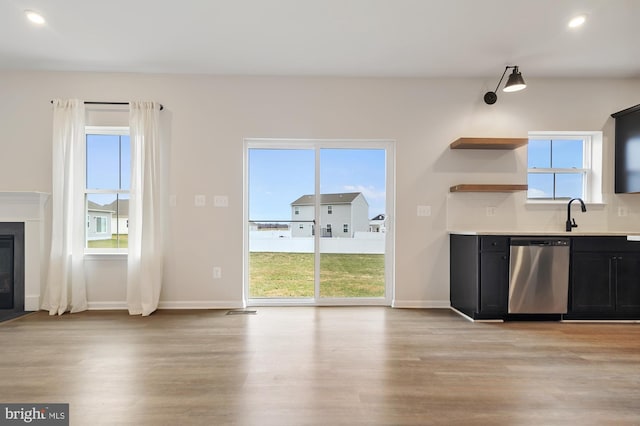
[502,255,507,260]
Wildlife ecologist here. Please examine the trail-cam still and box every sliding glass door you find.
[245,139,394,305]
[247,148,315,299]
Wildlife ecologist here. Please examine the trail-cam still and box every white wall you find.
[0,71,639,309]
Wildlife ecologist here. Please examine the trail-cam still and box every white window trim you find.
[84,126,130,255]
[527,131,603,205]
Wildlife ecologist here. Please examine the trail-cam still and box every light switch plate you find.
[195,195,206,207]
[417,205,431,217]
[214,195,229,208]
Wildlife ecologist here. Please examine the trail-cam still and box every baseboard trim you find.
[392,300,450,309]
[158,301,245,310]
[86,301,245,310]
[449,306,504,323]
[87,302,128,310]
[25,295,40,311]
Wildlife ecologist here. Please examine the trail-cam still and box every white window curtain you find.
[127,101,164,316]
[42,99,88,315]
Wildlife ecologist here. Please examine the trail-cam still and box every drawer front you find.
[480,236,508,252]
[572,236,640,253]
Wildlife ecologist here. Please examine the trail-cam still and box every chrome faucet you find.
[566,198,587,232]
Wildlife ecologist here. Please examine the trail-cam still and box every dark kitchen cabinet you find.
[570,252,615,314]
[567,237,640,319]
[615,255,640,313]
[611,104,640,194]
[450,235,509,320]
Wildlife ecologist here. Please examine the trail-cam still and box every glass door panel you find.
[318,148,387,299]
[247,148,315,299]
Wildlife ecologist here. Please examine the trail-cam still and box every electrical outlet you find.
[486,206,496,217]
[195,195,206,207]
[417,205,431,217]
[618,206,628,217]
[213,267,222,279]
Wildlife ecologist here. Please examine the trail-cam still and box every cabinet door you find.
[571,253,615,313]
[479,252,508,314]
[615,254,640,313]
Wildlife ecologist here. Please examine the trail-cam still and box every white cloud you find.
[343,185,386,201]
[527,187,549,198]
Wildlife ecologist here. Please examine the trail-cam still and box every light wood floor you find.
[1,308,639,425]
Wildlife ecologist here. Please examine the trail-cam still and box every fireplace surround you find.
[0,192,48,312]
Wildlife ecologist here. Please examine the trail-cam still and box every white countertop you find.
[449,230,640,239]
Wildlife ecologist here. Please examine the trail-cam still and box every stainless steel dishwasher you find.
[508,238,570,314]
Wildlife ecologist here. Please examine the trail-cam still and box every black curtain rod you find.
[50,100,164,110]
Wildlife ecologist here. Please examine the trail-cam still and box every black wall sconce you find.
[484,65,526,104]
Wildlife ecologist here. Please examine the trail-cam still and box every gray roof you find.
[87,200,114,213]
[87,199,129,216]
[291,192,364,206]
[104,199,129,216]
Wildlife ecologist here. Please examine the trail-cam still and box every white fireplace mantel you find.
[0,191,50,311]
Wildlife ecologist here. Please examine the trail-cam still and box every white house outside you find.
[87,199,129,241]
[290,192,369,238]
[104,199,129,237]
[369,214,386,233]
[87,201,113,241]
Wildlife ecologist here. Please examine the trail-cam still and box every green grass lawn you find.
[249,252,385,298]
[87,234,128,249]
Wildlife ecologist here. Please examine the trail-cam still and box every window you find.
[343,224,349,233]
[527,131,602,203]
[294,207,299,215]
[327,205,332,214]
[85,126,130,251]
[95,216,108,234]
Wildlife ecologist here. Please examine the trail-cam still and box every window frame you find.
[527,131,603,204]
[84,126,130,254]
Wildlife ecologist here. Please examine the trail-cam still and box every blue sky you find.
[528,138,583,199]
[86,134,130,205]
[248,148,386,221]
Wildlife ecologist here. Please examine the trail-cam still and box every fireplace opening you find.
[0,223,24,317]
[0,236,14,309]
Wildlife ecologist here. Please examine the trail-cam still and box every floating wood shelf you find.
[449,184,528,193]
[450,137,528,150]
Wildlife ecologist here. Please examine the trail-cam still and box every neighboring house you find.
[290,192,369,238]
[103,199,129,236]
[87,199,129,241]
[87,201,113,241]
[369,214,386,233]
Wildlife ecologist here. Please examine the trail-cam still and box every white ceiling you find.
[1,0,639,78]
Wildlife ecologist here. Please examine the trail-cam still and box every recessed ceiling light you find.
[25,10,46,25]
[568,15,586,29]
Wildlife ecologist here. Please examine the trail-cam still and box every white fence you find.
[249,231,385,254]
